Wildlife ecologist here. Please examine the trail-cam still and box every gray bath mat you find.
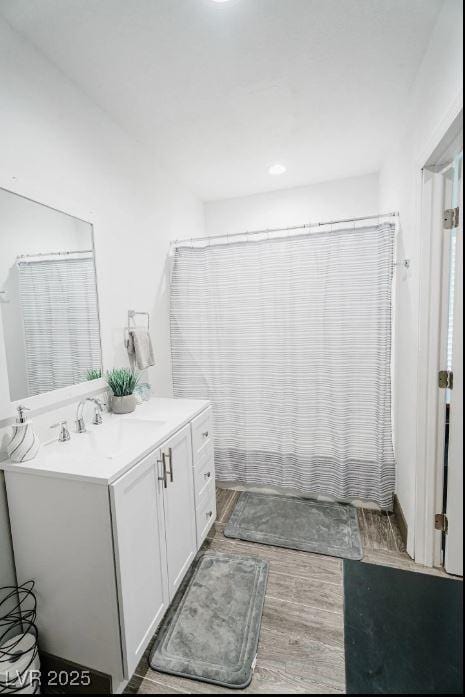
[224,492,363,560]
[150,552,268,689]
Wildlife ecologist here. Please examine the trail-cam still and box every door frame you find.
[414,101,463,568]
[444,156,463,576]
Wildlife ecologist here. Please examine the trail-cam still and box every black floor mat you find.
[344,560,463,694]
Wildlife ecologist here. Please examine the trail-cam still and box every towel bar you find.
[124,310,150,347]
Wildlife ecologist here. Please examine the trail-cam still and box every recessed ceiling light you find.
[268,163,287,176]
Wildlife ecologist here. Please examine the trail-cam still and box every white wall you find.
[379,0,463,555]
[0,15,205,417]
[205,173,379,237]
[0,16,204,588]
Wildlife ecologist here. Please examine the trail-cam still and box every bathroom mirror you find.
[0,188,102,402]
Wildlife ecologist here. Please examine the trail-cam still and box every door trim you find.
[414,100,463,568]
[444,160,463,576]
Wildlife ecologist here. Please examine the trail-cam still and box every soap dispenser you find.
[7,405,41,463]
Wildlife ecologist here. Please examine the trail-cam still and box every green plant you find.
[105,368,140,396]
[86,368,102,381]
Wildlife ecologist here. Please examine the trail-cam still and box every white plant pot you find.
[111,394,137,414]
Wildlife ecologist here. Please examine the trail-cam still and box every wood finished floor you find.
[126,488,448,695]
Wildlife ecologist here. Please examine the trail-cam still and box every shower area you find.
[170,213,398,512]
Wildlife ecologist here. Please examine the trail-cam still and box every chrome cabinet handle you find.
[204,471,211,480]
[158,454,167,489]
[165,447,174,483]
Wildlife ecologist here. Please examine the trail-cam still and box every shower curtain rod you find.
[172,211,400,248]
[16,249,93,260]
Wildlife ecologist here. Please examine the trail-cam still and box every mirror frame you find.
[0,187,105,423]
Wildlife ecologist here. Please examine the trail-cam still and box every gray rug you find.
[149,552,269,689]
[224,492,363,560]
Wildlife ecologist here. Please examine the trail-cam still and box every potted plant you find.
[86,368,102,381]
[105,368,140,414]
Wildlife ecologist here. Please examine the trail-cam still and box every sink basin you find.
[85,418,166,459]
[42,416,167,465]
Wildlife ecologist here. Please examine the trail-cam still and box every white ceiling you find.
[0,0,443,201]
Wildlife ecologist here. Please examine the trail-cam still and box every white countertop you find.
[0,398,210,485]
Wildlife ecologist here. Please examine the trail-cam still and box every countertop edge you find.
[0,400,211,486]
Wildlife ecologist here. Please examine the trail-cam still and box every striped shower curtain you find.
[170,224,396,508]
[18,253,101,396]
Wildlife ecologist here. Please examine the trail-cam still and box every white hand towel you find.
[127,328,156,370]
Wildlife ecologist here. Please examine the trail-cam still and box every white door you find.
[160,424,197,597]
[110,450,169,677]
[445,155,463,576]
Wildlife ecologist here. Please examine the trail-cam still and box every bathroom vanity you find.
[1,398,216,693]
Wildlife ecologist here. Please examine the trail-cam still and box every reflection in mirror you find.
[0,188,102,402]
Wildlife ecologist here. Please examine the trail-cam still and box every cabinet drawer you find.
[191,408,213,463]
[192,437,214,472]
[194,450,215,500]
[196,479,216,546]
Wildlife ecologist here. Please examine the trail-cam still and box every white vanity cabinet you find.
[2,399,215,693]
[110,449,169,679]
[191,408,217,546]
[159,424,197,595]
[110,424,197,678]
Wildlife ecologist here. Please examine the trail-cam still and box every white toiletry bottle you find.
[7,405,41,463]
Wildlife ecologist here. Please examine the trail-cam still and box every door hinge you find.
[443,207,460,230]
[435,513,449,534]
[438,370,454,389]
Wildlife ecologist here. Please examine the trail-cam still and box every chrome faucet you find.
[50,420,71,442]
[75,397,105,434]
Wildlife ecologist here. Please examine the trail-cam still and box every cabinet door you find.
[110,450,169,678]
[160,424,197,597]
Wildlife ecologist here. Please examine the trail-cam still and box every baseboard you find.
[39,652,112,694]
[393,494,408,547]
[217,481,382,510]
